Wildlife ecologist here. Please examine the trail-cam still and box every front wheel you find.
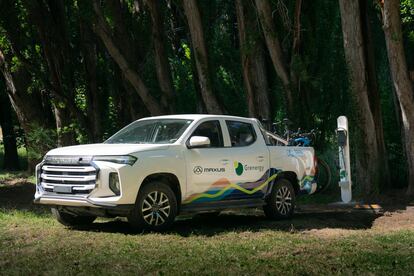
[128,182,178,231]
[263,178,295,219]
[51,208,96,227]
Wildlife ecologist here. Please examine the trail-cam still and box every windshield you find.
[105,119,193,144]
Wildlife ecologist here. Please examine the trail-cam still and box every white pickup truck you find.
[35,115,317,231]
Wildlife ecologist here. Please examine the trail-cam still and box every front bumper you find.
[34,194,118,208]
[34,159,140,211]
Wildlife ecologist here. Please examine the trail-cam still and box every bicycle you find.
[262,119,332,194]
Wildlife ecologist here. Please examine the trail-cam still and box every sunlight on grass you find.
[0,170,413,274]
[0,205,413,275]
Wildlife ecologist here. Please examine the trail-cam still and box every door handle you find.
[220,159,229,165]
[256,156,265,162]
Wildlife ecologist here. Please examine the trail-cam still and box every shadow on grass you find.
[74,209,382,237]
[0,180,50,217]
[1,179,409,237]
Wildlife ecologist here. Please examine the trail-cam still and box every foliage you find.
[0,0,413,194]
[25,124,56,161]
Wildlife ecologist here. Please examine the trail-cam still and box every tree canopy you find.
[0,0,413,198]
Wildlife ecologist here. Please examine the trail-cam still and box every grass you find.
[0,174,413,275]
[0,210,413,275]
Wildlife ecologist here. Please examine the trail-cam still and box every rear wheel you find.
[315,158,332,193]
[51,208,96,227]
[263,178,295,219]
[128,182,177,231]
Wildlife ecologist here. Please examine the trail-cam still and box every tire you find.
[263,178,295,219]
[315,158,332,193]
[51,208,96,227]
[127,181,178,231]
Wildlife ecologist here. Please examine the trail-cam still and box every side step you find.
[180,199,265,214]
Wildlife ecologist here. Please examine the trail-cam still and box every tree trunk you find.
[80,20,104,143]
[0,86,19,170]
[23,0,83,145]
[166,0,186,59]
[339,0,381,198]
[254,0,294,117]
[91,0,165,116]
[144,0,175,113]
[360,0,390,189]
[53,104,75,147]
[182,0,223,114]
[381,0,414,196]
[290,0,303,87]
[235,0,270,119]
[0,49,54,171]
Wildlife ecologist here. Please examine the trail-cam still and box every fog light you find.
[109,172,121,196]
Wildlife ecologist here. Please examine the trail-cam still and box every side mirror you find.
[187,136,211,149]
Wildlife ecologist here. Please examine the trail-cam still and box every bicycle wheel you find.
[315,158,332,193]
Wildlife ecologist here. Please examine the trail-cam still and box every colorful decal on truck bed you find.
[183,168,279,204]
[300,175,317,194]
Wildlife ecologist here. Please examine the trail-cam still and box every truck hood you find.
[46,143,170,156]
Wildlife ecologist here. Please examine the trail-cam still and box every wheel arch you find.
[139,173,182,210]
[276,171,300,195]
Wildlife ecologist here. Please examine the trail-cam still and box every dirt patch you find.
[0,178,47,214]
[372,206,414,232]
[301,204,414,238]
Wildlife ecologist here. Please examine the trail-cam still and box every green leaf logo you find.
[234,161,244,176]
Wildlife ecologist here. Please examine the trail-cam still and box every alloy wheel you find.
[275,186,292,215]
[141,191,171,226]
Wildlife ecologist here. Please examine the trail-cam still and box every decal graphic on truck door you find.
[183,168,279,204]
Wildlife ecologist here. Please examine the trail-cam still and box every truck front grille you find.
[40,165,97,194]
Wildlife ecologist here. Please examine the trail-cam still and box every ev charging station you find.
[337,116,352,203]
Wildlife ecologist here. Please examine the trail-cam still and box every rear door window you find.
[226,120,256,147]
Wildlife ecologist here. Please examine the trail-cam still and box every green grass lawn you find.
[0,174,413,275]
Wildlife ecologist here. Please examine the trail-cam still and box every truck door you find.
[183,119,230,203]
[222,120,270,200]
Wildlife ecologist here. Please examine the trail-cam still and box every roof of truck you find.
[140,114,257,121]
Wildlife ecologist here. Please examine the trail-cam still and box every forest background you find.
[0,0,414,199]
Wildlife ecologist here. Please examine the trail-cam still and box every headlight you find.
[92,155,137,166]
[109,172,121,196]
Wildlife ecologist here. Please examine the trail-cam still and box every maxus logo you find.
[193,166,203,175]
[234,161,244,176]
[193,166,226,175]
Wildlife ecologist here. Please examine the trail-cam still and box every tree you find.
[182,0,223,114]
[0,48,54,170]
[235,0,270,119]
[381,0,414,196]
[23,0,82,146]
[144,0,175,113]
[360,0,390,189]
[79,20,104,143]
[91,0,165,116]
[338,0,383,197]
[0,85,19,170]
[254,0,294,117]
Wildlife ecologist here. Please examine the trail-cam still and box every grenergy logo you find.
[234,161,244,176]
